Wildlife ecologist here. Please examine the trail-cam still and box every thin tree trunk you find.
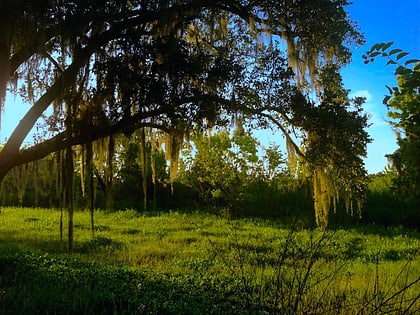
[65,146,74,252]
[33,161,39,207]
[65,95,75,253]
[140,128,148,212]
[150,128,157,212]
[60,206,63,241]
[57,150,64,241]
[86,141,95,238]
[105,135,114,211]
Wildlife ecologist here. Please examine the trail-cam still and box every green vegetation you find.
[365,43,420,209]
[1,135,418,229]
[0,2,419,313]
[1,208,419,314]
[0,1,370,234]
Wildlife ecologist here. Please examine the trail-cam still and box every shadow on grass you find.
[327,217,420,239]
[0,252,246,315]
[0,234,67,255]
[0,233,124,256]
[77,236,125,253]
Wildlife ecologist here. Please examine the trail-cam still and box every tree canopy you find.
[0,0,369,228]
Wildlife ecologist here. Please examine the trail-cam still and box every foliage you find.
[364,43,420,205]
[179,130,311,218]
[0,208,419,314]
[0,153,60,208]
[363,171,419,229]
[0,0,371,232]
[3,137,418,229]
[207,45,371,226]
[0,0,363,175]
[256,63,371,228]
[0,253,243,315]
[114,132,168,211]
[5,134,416,228]
[180,130,258,213]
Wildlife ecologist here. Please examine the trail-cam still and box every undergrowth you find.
[0,208,419,314]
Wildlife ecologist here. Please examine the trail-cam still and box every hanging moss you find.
[94,137,108,172]
[286,136,298,176]
[310,159,362,229]
[312,167,336,229]
[164,127,185,194]
[92,134,118,209]
[233,113,244,135]
[12,164,29,206]
[164,129,180,182]
[281,29,331,90]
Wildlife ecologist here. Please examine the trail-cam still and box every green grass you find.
[1,207,419,314]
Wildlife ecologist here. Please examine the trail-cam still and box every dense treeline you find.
[1,130,418,229]
[0,131,312,216]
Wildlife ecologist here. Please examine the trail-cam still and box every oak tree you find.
[0,0,368,233]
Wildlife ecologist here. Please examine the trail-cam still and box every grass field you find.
[1,207,419,314]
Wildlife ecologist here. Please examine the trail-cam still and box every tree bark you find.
[86,142,95,238]
[105,135,115,211]
[140,128,148,212]
[65,146,74,253]
[65,94,75,253]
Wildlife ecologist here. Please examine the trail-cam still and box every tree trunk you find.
[65,94,75,253]
[140,128,148,212]
[65,146,74,253]
[105,135,114,211]
[57,150,64,241]
[86,141,95,238]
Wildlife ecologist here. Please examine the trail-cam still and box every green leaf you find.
[385,85,393,94]
[395,66,411,76]
[396,52,409,60]
[381,42,393,51]
[383,95,391,104]
[389,48,403,55]
[370,43,382,51]
[404,59,420,66]
[386,60,397,66]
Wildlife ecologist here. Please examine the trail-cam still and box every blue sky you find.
[1,1,419,174]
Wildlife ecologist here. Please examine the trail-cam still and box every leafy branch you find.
[363,41,419,68]
[363,42,420,104]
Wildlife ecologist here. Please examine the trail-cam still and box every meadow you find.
[0,207,419,314]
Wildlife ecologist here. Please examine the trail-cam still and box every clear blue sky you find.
[1,1,419,173]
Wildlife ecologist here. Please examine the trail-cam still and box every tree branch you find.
[257,111,305,158]
[9,108,165,168]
